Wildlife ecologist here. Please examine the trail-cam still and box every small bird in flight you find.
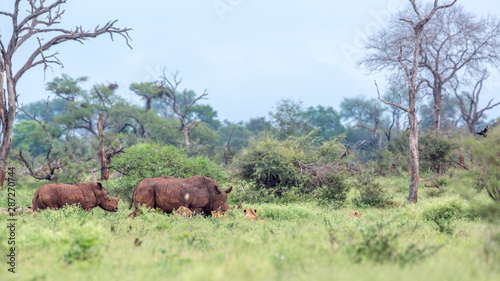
[476,126,489,137]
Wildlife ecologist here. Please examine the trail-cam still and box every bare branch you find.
[16,99,61,181]
[158,70,209,147]
[17,99,54,171]
[18,150,53,180]
[0,11,14,18]
[375,80,409,112]
[13,20,132,84]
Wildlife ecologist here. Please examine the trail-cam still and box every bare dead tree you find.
[452,72,500,135]
[0,0,131,188]
[420,6,500,131]
[17,99,61,181]
[158,71,208,148]
[375,0,457,203]
[361,2,499,132]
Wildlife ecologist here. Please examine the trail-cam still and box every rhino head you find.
[210,183,232,214]
[95,182,120,212]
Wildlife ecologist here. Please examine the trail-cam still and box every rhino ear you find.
[96,182,103,190]
[224,186,233,194]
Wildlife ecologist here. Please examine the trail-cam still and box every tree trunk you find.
[98,113,109,181]
[183,129,190,147]
[432,82,442,131]
[0,63,18,189]
[408,95,420,203]
[406,18,425,203]
[467,122,475,135]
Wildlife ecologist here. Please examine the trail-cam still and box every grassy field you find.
[1,176,499,281]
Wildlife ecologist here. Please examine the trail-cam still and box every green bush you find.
[110,142,227,198]
[57,158,96,183]
[352,175,390,207]
[370,148,405,176]
[422,198,478,222]
[233,131,351,203]
[228,181,309,205]
[314,173,351,208]
[422,198,479,233]
[468,125,500,202]
[347,219,442,266]
[388,131,457,174]
[63,236,101,264]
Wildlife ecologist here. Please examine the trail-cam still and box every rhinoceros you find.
[128,175,232,217]
[32,182,120,212]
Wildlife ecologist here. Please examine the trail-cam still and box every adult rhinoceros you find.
[128,175,232,217]
[32,182,120,212]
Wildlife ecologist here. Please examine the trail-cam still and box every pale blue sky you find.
[5,0,500,122]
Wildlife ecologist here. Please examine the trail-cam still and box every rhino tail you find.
[129,184,139,210]
[32,189,41,212]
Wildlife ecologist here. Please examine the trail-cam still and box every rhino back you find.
[149,177,210,212]
[35,183,96,210]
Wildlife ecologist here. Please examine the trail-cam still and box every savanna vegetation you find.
[1,0,500,280]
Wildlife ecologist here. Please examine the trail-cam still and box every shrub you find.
[347,219,442,266]
[63,236,101,264]
[388,131,457,174]
[370,148,405,176]
[233,131,351,203]
[352,175,390,207]
[421,198,479,233]
[468,125,500,202]
[422,198,477,221]
[59,220,110,264]
[314,173,351,208]
[57,158,96,183]
[228,181,309,204]
[110,142,227,198]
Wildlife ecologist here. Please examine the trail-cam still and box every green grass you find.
[1,176,499,281]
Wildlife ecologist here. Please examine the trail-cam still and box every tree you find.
[303,105,346,140]
[129,82,164,111]
[375,0,458,203]
[0,0,131,188]
[13,120,62,157]
[157,71,208,148]
[452,72,500,135]
[361,2,500,132]
[246,117,270,134]
[269,98,311,140]
[383,83,409,137]
[217,120,253,154]
[16,97,69,123]
[341,96,387,150]
[419,95,461,131]
[17,101,62,181]
[97,113,109,181]
[189,104,221,130]
[47,75,143,138]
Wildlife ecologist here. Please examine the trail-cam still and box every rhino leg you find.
[128,186,156,218]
